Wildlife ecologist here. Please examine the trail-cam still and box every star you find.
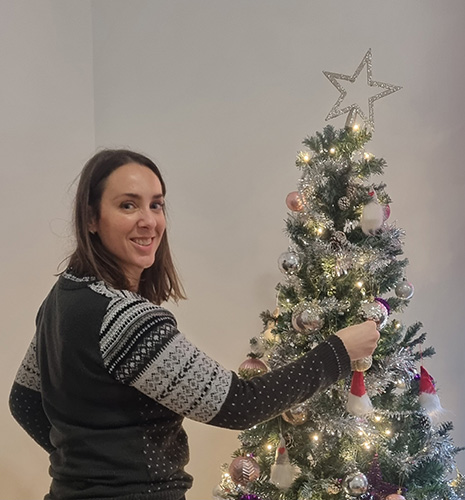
[323,49,402,130]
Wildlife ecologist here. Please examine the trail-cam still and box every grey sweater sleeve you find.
[99,297,351,430]
[9,335,55,453]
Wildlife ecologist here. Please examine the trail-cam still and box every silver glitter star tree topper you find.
[324,49,402,130]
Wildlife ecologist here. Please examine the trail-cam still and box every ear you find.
[88,207,98,234]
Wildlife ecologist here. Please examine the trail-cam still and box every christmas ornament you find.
[360,299,389,329]
[213,464,241,499]
[366,454,406,500]
[347,371,373,417]
[238,357,268,378]
[386,493,406,500]
[286,191,304,212]
[229,456,260,487]
[282,404,308,425]
[338,196,351,210]
[278,251,301,275]
[330,231,348,250]
[351,355,372,372]
[360,191,384,235]
[419,366,444,420]
[240,495,262,500]
[342,472,369,496]
[270,435,298,490]
[291,302,324,334]
[263,320,278,342]
[383,204,391,221]
[395,279,414,300]
[323,48,402,130]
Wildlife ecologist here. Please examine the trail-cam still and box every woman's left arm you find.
[9,335,55,453]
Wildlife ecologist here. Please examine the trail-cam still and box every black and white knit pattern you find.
[14,334,41,392]
[92,282,233,423]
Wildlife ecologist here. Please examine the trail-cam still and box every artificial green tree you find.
[213,125,463,500]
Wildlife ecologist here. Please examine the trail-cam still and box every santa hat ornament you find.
[347,370,373,417]
[270,435,298,490]
[419,366,443,421]
[360,190,384,235]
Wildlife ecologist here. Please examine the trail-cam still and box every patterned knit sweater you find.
[9,271,351,500]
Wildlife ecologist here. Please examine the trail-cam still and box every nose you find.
[137,208,157,229]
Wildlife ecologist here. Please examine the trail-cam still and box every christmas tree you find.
[212,52,464,500]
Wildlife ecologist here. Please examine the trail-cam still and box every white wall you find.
[0,1,95,498]
[3,1,465,499]
[91,2,465,499]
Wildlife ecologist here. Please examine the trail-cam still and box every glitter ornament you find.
[278,251,301,275]
[323,48,402,130]
[342,472,369,496]
[282,404,308,425]
[286,191,304,212]
[292,302,324,334]
[229,456,260,487]
[360,300,389,329]
[238,357,268,378]
[395,279,414,300]
[351,355,373,372]
[338,196,351,210]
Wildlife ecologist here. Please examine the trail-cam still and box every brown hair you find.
[67,149,186,304]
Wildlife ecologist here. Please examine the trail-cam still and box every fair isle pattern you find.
[90,280,233,423]
[131,334,232,423]
[14,334,41,392]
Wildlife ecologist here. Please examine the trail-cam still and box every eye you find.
[151,201,165,211]
[121,201,136,210]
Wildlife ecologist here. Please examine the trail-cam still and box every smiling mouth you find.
[132,238,153,247]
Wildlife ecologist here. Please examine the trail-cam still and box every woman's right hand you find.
[335,321,380,361]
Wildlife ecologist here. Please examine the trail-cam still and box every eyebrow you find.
[116,193,164,200]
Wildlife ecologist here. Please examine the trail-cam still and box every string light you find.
[329,147,336,154]
[356,281,364,288]
[353,124,360,131]
[312,434,319,442]
[385,429,392,436]
[266,444,273,451]
[374,416,382,422]
[303,154,310,162]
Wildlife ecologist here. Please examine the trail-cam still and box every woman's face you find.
[89,162,166,290]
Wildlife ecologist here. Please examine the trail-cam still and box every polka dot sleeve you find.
[9,382,54,453]
[207,335,351,430]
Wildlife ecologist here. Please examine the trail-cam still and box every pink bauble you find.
[286,191,304,212]
[238,357,268,378]
[383,204,391,221]
[229,456,260,486]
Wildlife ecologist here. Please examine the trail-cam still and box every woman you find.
[9,149,379,500]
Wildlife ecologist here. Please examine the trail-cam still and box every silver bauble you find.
[395,280,414,300]
[342,472,369,496]
[360,301,389,329]
[278,251,301,275]
[292,302,324,333]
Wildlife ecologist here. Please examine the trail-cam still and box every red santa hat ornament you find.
[347,370,373,417]
[419,366,443,421]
